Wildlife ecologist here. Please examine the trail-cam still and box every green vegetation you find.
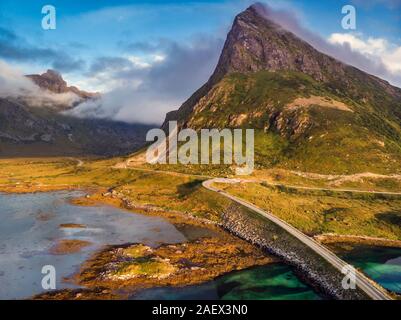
[183,70,401,174]
[189,71,327,129]
[0,157,229,221]
[122,244,153,258]
[114,257,176,280]
[217,181,401,240]
[1,155,400,242]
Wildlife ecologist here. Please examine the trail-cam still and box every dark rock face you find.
[211,4,329,82]
[26,69,98,101]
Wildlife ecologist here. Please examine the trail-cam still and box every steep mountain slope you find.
[0,71,150,157]
[163,4,401,174]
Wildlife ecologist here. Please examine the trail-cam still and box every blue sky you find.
[1,0,400,76]
[1,1,399,49]
[0,0,400,123]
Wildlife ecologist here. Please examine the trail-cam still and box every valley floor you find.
[2,156,399,240]
[1,157,400,299]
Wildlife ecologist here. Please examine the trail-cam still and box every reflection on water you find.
[0,191,188,300]
[132,264,322,300]
[338,246,401,294]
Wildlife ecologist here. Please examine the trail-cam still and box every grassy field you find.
[0,157,228,221]
[216,181,401,240]
[1,156,400,241]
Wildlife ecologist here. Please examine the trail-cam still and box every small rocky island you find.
[34,234,276,300]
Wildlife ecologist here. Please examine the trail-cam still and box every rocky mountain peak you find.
[41,69,66,83]
[26,69,97,100]
[210,3,335,83]
[27,69,68,93]
[213,4,401,94]
[162,3,401,130]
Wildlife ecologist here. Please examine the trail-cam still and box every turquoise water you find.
[338,246,401,294]
[132,264,321,300]
[134,244,401,299]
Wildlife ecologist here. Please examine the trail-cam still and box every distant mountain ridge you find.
[162,3,401,174]
[26,69,98,104]
[0,70,150,157]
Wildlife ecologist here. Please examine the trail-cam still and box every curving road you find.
[203,178,392,300]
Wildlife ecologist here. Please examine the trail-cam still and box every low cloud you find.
[0,60,81,107]
[68,36,224,124]
[329,33,401,77]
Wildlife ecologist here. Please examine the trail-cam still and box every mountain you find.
[0,71,151,157]
[162,3,401,174]
[26,69,98,102]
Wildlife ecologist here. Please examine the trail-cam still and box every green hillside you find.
[180,70,401,174]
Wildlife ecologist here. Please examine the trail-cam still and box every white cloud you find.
[126,56,152,69]
[67,36,224,124]
[0,60,81,107]
[67,89,178,124]
[72,54,168,93]
[153,54,166,62]
[254,3,401,87]
[328,33,401,74]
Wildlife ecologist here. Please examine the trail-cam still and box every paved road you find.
[203,178,393,300]
[117,162,401,197]
[255,180,401,196]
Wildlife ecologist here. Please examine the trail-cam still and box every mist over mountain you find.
[0,64,151,157]
[0,62,84,109]
[27,69,98,101]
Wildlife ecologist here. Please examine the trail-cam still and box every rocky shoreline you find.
[70,189,220,229]
[33,236,276,300]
